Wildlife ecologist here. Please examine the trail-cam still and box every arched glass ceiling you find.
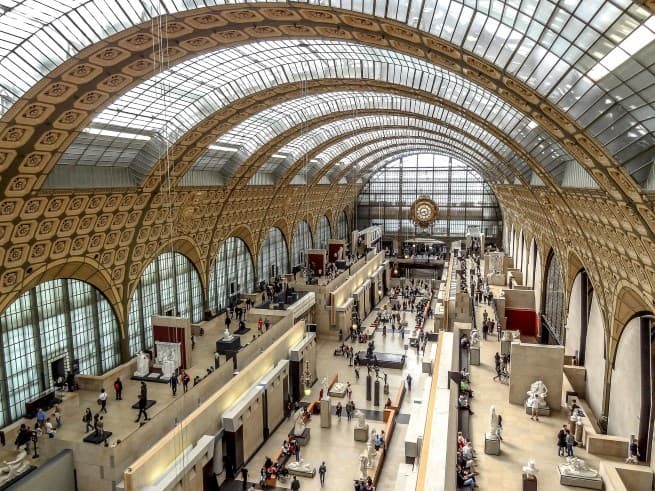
[57,39,574,186]
[194,91,528,180]
[2,1,654,142]
[251,115,538,182]
[332,142,502,185]
[301,131,512,184]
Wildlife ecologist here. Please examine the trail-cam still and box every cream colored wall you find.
[124,320,306,490]
[508,342,564,409]
[331,252,384,308]
[607,317,641,438]
[243,394,265,460]
[267,375,285,431]
[565,273,582,357]
[584,295,606,419]
[533,249,543,313]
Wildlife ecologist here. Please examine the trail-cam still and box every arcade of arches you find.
[0,1,655,490]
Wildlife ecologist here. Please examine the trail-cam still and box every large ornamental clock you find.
[409,196,439,228]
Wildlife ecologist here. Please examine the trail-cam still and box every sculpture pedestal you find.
[354,425,369,442]
[501,339,512,356]
[470,347,480,366]
[484,433,501,455]
[320,399,331,428]
[522,474,537,491]
[557,464,602,489]
[216,336,241,355]
[524,403,551,416]
[289,427,310,446]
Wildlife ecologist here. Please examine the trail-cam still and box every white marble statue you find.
[0,448,31,486]
[522,459,538,478]
[134,351,149,376]
[470,330,480,348]
[526,380,549,409]
[330,381,347,396]
[155,341,181,378]
[488,405,498,435]
[288,459,313,473]
[223,327,233,340]
[293,408,306,436]
[359,454,368,480]
[355,410,366,429]
[337,246,344,260]
[501,330,512,341]
[561,457,599,478]
[321,377,328,395]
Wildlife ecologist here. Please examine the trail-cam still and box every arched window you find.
[209,237,254,312]
[128,252,203,356]
[542,250,565,344]
[336,212,349,240]
[315,216,331,249]
[258,227,289,283]
[0,279,120,426]
[290,221,312,268]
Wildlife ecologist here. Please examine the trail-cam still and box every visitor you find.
[114,377,123,400]
[264,317,271,331]
[83,408,93,433]
[626,438,639,463]
[135,393,149,423]
[170,373,178,396]
[45,417,56,438]
[406,374,412,391]
[258,318,263,334]
[318,461,327,487]
[182,370,190,392]
[458,394,474,414]
[53,403,62,427]
[456,464,477,489]
[565,429,576,456]
[241,467,249,489]
[36,407,46,429]
[290,475,300,490]
[385,397,392,409]
[529,394,540,421]
[98,388,108,414]
[557,425,567,456]
[336,402,343,420]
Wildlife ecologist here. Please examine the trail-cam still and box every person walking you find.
[135,393,149,423]
[557,425,567,456]
[290,476,300,490]
[170,373,178,396]
[354,367,360,381]
[241,467,249,490]
[318,461,327,487]
[114,377,123,400]
[98,388,108,414]
[83,408,93,433]
[53,403,62,427]
[336,402,343,420]
[406,373,412,391]
[182,370,190,393]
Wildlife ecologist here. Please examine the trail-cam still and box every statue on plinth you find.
[293,409,306,436]
[223,327,233,340]
[488,406,498,436]
[501,330,512,341]
[526,380,549,409]
[288,459,313,473]
[321,377,328,396]
[470,330,480,348]
[355,410,366,429]
[134,351,150,377]
[561,457,599,478]
[359,454,368,480]
[522,459,538,478]
[0,448,31,486]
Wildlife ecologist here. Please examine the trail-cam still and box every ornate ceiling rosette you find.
[409,196,439,228]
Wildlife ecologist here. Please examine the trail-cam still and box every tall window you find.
[127,252,203,356]
[290,221,312,268]
[0,279,120,426]
[258,227,289,283]
[356,154,501,239]
[209,237,254,312]
[543,250,565,344]
[315,216,331,249]
[336,212,349,240]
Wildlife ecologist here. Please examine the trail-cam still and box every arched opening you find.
[290,221,312,270]
[258,227,289,285]
[209,237,255,314]
[0,278,120,426]
[564,270,593,365]
[336,211,349,241]
[315,215,331,249]
[127,252,203,357]
[540,249,565,345]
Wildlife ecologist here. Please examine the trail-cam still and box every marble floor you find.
[243,288,435,491]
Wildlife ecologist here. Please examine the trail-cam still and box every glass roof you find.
[2,3,652,185]
[308,132,512,184]
[323,140,501,184]
[58,39,572,186]
[251,115,528,182]
[194,90,527,181]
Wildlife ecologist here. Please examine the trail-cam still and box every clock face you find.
[409,197,438,227]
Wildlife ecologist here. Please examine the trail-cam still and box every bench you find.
[458,407,470,441]
[388,383,405,412]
